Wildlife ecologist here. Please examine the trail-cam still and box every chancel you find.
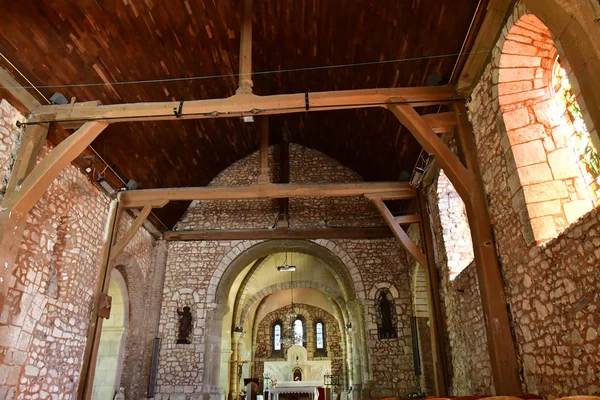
[0,1,600,400]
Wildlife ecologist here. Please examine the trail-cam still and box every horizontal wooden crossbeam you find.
[118,182,416,208]
[163,226,395,241]
[27,85,460,124]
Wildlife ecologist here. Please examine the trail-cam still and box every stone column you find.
[229,331,243,400]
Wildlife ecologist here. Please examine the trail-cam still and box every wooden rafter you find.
[422,112,458,134]
[257,116,269,184]
[278,130,290,226]
[26,85,460,124]
[457,0,515,95]
[118,181,416,208]
[236,0,254,94]
[417,190,449,396]
[388,103,473,198]
[369,197,427,266]
[78,200,121,400]
[0,66,41,114]
[4,121,108,214]
[109,205,152,261]
[1,123,49,205]
[452,101,521,393]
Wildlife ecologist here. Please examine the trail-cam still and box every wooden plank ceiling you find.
[0,0,483,229]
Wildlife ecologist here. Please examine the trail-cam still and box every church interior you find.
[1,1,600,399]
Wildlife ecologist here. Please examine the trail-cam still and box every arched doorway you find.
[200,240,369,400]
[91,269,129,399]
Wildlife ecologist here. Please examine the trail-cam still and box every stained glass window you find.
[274,324,281,350]
[316,322,324,349]
[293,318,303,346]
[552,57,600,200]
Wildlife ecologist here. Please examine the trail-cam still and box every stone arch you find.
[435,170,474,279]
[523,0,600,147]
[239,280,346,325]
[111,256,148,399]
[202,239,370,399]
[492,2,599,244]
[92,269,129,400]
[368,281,399,300]
[208,239,366,304]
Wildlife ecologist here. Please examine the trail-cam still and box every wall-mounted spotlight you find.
[49,92,69,105]
[346,322,352,331]
[96,176,117,196]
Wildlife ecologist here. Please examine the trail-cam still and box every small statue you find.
[177,306,193,344]
[113,387,125,400]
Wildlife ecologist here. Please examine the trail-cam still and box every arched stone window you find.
[314,320,327,356]
[293,317,304,346]
[436,170,475,279]
[498,12,598,244]
[273,322,282,351]
[375,289,398,340]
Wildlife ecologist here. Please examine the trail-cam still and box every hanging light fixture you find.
[278,253,302,347]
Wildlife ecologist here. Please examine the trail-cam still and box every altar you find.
[263,346,329,400]
[268,382,320,400]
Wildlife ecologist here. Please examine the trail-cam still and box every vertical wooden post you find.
[417,190,449,396]
[78,200,122,400]
[257,117,269,184]
[278,130,290,226]
[236,0,253,94]
[452,102,521,394]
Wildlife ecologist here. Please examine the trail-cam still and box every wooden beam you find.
[422,112,458,134]
[257,117,269,184]
[456,0,516,95]
[278,130,290,226]
[417,190,449,396]
[27,85,460,124]
[395,214,420,224]
[370,198,427,266]
[452,101,521,394]
[388,103,473,199]
[78,201,121,400]
[163,226,394,241]
[0,66,41,114]
[4,121,108,214]
[118,181,416,208]
[236,0,253,94]
[109,205,152,261]
[1,123,49,205]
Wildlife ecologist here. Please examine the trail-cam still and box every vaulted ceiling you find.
[0,0,487,229]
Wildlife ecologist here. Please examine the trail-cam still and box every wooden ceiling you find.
[0,0,485,229]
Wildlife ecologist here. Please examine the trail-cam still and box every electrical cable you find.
[2,49,493,90]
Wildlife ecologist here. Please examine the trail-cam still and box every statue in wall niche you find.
[177,306,193,344]
[113,387,125,400]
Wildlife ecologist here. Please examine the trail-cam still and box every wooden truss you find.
[0,0,524,395]
[0,81,520,397]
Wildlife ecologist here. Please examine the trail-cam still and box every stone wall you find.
[253,303,345,391]
[428,1,600,396]
[156,145,418,399]
[0,99,161,400]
